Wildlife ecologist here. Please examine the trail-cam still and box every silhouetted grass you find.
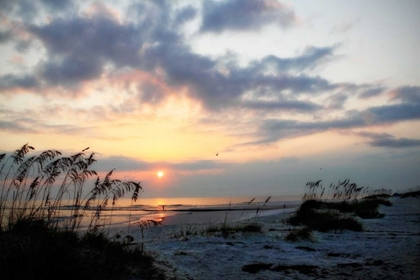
[0,144,165,280]
[285,227,314,242]
[287,196,393,232]
[0,144,142,232]
[0,218,165,280]
[400,190,420,198]
[304,179,392,201]
[295,198,391,219]
[204,221,262,237]
[288,206,363,232]
[292,178,394,233]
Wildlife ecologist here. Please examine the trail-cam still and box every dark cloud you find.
[0,31,12,44]
[174,5,197,26]
[250,46,336,73]
[0,74,39,90]
[359,86,386,99]
[370,137,420,148]
[201,0,297,33]
[39,56,103,86]
[390,86,420,103]
[327,93,348,109]
[40,0,74,11]
[254,103,420,144]
[0,0,75,21]
[15,0,38,19]
[0,119,37,133]
[3,0,417,126]
[0,0,39,20]
[4,1,335,111]
[139,82,165,104]
[356,132,420,148]
[369,103,420,122]
[0,0,14,11]
[147,42,337,108]
[242,100,322,112]
[355,131,393,139]
[30,15,144,86]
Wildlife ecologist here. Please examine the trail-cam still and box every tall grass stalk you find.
[303,179,392,201]
[0,144,142,233]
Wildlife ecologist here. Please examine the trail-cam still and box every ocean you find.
[3,195,302,232]
[90,195,303,229]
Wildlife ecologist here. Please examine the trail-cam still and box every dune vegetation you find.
[0,144,164,280]
[286,179,393,240]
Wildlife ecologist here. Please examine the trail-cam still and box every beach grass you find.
[285,227,314,242]
[0,218,165,280]
[204,221,262,237]
[287,205,363,232]
[287,179,393,234]
[0,144,165,280]
[400,189,420,198]
[173,223,199,239]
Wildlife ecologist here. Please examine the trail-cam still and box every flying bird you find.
[216,153,218,156]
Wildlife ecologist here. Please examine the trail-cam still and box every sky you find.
[0,0,419,198]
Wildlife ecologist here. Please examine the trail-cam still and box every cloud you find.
[14,0,39,20]
[0,0,76,22]
[356,132,420,148]
[2,0,418,134]
[0,74,39,90]
[370,137,420,148]
[390,86,420,103]
[242,99,322,112]
[0,31,12,44]
[4,1,338,112]
[330,21,353,34]
[0,117,39,133]
[326,93,348,109]
[40,0,75,11]
[254,102,420,144]
[138,82,166,104]
[200,0,297,33]
[249,45,336,73]
[29,14,144,86]
[370,102,420,122]
[359,86,386,99]
[174,5,197,27]
[0,119,38,133]
[155,44,338,109]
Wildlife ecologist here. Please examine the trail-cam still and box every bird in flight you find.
[216,153,218,156]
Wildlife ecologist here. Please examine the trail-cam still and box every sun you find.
[157,171,164,178]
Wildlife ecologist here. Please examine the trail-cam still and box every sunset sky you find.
[1,0,419,198]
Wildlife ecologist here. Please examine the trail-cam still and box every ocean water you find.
[89,195,302,228]
[5,195,302,231]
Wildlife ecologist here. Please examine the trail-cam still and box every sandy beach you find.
[124,197,420,279]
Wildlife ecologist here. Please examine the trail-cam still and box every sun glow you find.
[157,171,164,178]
